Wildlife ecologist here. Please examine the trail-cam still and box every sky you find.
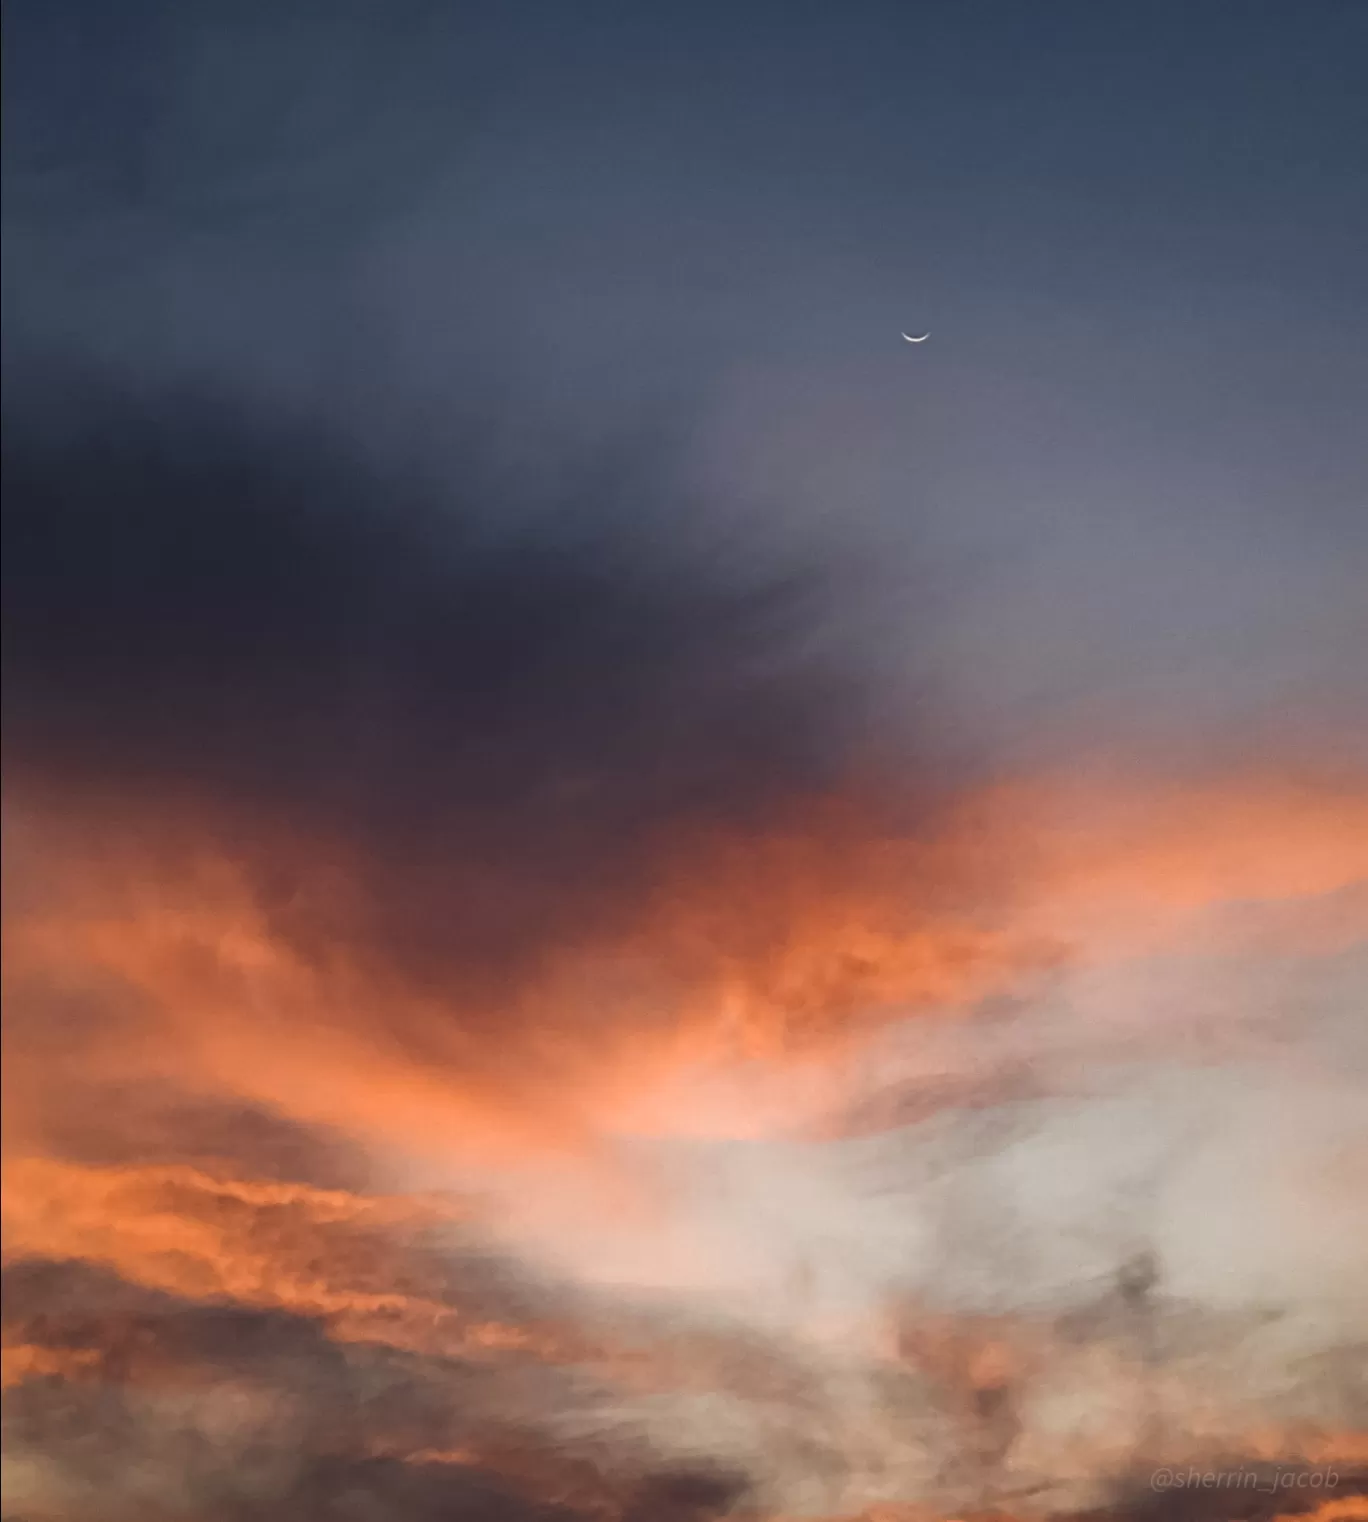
[8,1,1367,767]
[2,4,1367,1521]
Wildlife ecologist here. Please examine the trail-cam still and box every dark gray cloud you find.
[0,1259,751,1522]
[11,1081,375,1194]
[1,364,906,1003]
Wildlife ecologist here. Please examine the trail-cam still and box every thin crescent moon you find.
[901,332,930,343]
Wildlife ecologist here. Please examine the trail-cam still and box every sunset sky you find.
[3,4,1366,1520]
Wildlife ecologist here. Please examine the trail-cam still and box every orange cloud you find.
[5,771,1365,1171]
[1004,774,1368,949]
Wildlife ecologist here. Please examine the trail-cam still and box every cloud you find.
[2,338,1365,1522]
[1,365,892,993]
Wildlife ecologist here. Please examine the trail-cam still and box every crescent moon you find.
[901,332,930,343]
